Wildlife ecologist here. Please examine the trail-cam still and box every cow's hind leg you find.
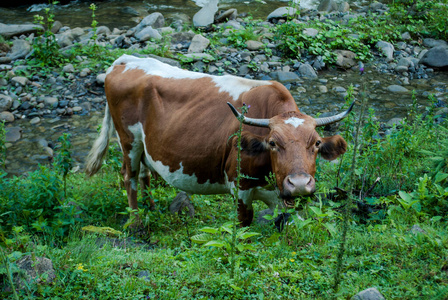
[139,161,155,211]
[122,147,139,211]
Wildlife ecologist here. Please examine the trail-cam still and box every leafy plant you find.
[54,133,73,199]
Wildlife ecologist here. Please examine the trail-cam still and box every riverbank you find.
[0,0,448,175]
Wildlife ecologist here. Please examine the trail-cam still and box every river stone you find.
[193,0,219,27]
[0,94,13,111]
[267,7,297,22]
[334,50,356,68]
[11,76,28,86]
[30,117,40,124]
[96,26,111,36]
[15,256,55,288]
[351,287,385,300]
[43,97,58,108]
[184,53,215,61]
[318,85,328,93]
[275,71,300,83]
[338,2,350,12]
[318,0,339,12]
[0,23,44,38]
[0,111,14,122]
[137,12,165,30]
[386,85,409,93]
[419,46,448,68]
[170,31,196,45]
[135,26,162,41]
[303,28,319,37]
[386,118,402,127]
[96,73,106,85]
[7,39,31,60]
[246,40,264,51]
[63,64,75,73]
[5,127,21,142]
[51,20,63,34]
[375,41,394,62]
[188,34,210,53]
[298,64,317,79]
[215,9,237,23]
[422,38,448,49]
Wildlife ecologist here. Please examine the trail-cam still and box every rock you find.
[375,41,394,62]
[96,73,106,85]
[422,38,448,49]
[0,23,44,38]
[0,111,14,122]
[55,30,75,48]
[193,0,219,27]
[318,0,339,12]
[395,57,413,72]
[135,26,162,41]
[246,40,264,51]
[96,25,111,35]
[30,117,40,124]
[43,97,58,108]
[298,64,318,79]
[275,71,300,83]
[11,76,28,86]
[51,20,63,34]
[7,39,31,60]
[351,287,385,300]
[63,64,75,73]
[0,94,13,111]
[267,7,297,22]
[318,85,328,93]
[170,31,196,45]
[386,117,402,127]
[386,85,409,93]
[419,46,448,68]
[334,50,357,68]
[215,9,237,23]
[188,34,210,53]
[401,32,411,40]
[338,2,350,12]
[5,127,21,142]
[169,191,195,217]
[183,53,215,62]
[303,28,319,37]
[136,12,165,31]
[15,256,56,288]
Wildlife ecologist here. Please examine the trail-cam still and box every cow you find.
[85,54,353,227]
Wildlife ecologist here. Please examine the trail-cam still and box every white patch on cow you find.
[127,123,146,191]
[109,54,272,101]
[284,117,304,128]
[212,76,272,101]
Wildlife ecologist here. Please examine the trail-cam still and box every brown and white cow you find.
[85,54,353,226]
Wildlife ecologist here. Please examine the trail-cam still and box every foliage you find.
[0,121,5,168]
[54,133,73,199]
[225,19,262,49]
[31,1,64,67]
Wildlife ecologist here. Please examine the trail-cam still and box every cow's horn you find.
[315,102,355,127]
[227,102,270,128]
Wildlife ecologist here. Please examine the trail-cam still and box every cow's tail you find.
[85,104,115,176]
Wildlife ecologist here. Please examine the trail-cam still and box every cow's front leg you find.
[238,199,254,227]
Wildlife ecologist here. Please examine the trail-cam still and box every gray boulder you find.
[216,9,237,23]
[303,28,319,38]
[395,57,414,72]
[298,64,318,79]
[387,85,409,93]
[351,287,385,300]
[7,39,31,60]
[267,7,297,22]
[135,12,165,34]
[419,46,448,68]
[96,73,106,85]
[135,26,162,41]
[15,256,56,288]
[334,50,357,69]
[318,0,339,12]
[422,38,448,49]
[375,41,394,62]
[188,34,210,53]
[0,23,44,38]
[5,127,21,142]
[193,0,219,27]
[246,40,264,51]
[0,94,12,111]
[0,111,14,122]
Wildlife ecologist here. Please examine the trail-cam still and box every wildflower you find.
[292,252,296,255]
[290,259,295,262]
[76,263,88,272]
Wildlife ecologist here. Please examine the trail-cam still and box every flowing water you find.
[1,0,448,175]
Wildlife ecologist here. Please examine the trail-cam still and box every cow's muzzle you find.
[282,173,316,197]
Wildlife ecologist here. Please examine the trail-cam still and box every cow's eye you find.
[269,141,276,147]
[315,140,322,147]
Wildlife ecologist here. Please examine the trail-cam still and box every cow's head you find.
[228,102,354,205]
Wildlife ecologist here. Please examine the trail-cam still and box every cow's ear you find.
[240,132,268,156]
[319,135,347,161]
